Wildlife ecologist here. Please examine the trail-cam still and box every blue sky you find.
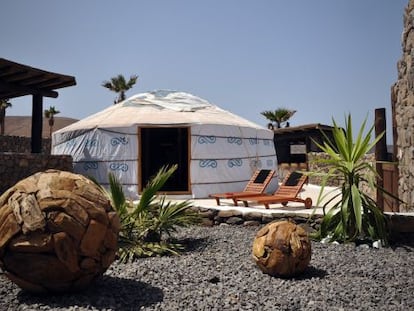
[1,0,408,142]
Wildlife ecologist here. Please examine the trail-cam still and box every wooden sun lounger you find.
[209,169,275,205]
[235,171,313,209]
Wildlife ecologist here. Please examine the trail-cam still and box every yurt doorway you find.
[140,127,190,193]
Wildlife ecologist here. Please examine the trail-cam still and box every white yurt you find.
[52,90,278,199]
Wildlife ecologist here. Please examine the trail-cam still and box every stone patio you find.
[168,183,414,233]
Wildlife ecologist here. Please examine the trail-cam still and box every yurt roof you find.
[56,90,267,132]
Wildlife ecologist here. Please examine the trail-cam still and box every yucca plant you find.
[311,114,390,246]
[94,165,201,262]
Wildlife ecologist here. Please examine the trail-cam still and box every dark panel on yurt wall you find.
[140,127,189,192]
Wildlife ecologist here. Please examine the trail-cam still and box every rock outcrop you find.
[393,0,414,212]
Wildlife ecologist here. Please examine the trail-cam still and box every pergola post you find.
[375,108,387,211]
[0,58,76,154]
[31,94,43,153]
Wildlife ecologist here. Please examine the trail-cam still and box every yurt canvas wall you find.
[52,90,278,199]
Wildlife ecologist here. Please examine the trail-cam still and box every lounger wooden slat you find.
[236,171,313,209]
[209,169,275,205]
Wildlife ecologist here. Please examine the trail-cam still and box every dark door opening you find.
[140,127,189,192]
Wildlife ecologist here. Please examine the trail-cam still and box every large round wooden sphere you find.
[252,220,311,277]
[0,170,120,293]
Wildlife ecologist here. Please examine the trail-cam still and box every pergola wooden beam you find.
[0,78,58,98]
[0,58,76,153]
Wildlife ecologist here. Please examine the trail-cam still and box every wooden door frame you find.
[137,126,191,195]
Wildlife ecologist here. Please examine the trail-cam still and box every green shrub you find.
[95,165,201,262]
[311,114,390,246]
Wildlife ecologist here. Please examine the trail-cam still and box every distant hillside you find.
[3,116,78,138]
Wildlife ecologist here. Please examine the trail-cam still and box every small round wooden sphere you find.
[0,170,120,293]
[252,220,311,277]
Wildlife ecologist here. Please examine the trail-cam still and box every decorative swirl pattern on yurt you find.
[109,163,129,172]
[228,159,243,167]
[199,159,217,168]
[85,139,98,148]
[198,136,216,144]
[227,137,242,145]
[249,138,259,145]
[111,137,128,146]
[83,161,98,171]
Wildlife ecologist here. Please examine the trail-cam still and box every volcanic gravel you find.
[1,224,414,311]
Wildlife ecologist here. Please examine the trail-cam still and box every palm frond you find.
[135,165,177,216]
[93,164,201,262]
[155,199,200,237]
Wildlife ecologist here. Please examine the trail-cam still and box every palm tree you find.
[44,106,60,138]
[102,74,138,104]
[0,99,12,135]
[261,108,296,128]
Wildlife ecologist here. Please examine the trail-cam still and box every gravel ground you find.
[1,224,414,311]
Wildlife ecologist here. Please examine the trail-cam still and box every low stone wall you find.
[0,153,73,195]
[392,0,414,212]
[192,206,322,234]
[191,206,414,237]
[0,135,51,153]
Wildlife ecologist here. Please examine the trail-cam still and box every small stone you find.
[217,210,242,218]
[200,218,214,227]
[198,209,216,219]
[372,240,383,249]
[226,216,243,225]
[243,212,263,221]
[243,220,261,226]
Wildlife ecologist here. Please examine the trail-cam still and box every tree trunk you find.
[0,108,5,135]
[49,116,54,138]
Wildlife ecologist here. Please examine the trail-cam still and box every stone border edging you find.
[191,206,322,234]
[191,206,414,236]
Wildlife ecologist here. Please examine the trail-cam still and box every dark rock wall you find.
[392,0,414,211]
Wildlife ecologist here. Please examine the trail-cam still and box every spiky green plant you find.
[311,114,390,246]
[94,165,201,262]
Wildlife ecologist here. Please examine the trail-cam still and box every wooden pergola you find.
[0,58,76,153]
